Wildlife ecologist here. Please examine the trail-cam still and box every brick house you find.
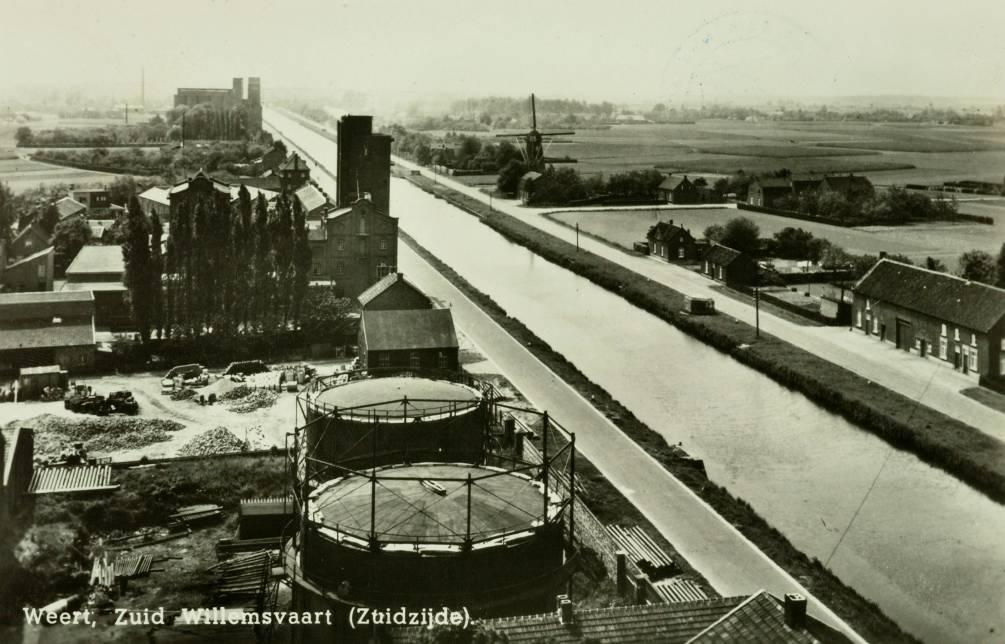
[658,175,700,204]
[701,244,758,287]
[1,247,54,292]
[646,220,698,262]
[746,178,794,207]
[7,222,50,261]
[852,259,1005,379]
[61,245,130,330]
[0,291,96,375]
[308,197,398,297]
[357,272,432,311]
[359,308,459,372]
[821,174,875,201]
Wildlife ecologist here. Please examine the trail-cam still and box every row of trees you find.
[777,184,957,224]
[497,163,666,206]
[165,104,255,141]
[702,216,1005,285]
[121,188,313,342]
[15,115,171,147]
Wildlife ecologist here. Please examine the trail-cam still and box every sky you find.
[2,0,1003,106]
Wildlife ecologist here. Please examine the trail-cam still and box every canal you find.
[265,108,1005,643]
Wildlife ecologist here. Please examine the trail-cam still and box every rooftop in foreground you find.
[311,376,480,418]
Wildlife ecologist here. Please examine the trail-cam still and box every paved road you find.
[263,108,865,642]
[388,153,1005,442]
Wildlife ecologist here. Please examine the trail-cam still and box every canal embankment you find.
[399,229,916,644]
[396,168,1005,506]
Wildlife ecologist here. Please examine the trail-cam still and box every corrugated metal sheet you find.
[653,577,710,604]
[29,465,118,495]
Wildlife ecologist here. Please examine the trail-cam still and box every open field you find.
[547,207,1002,270]
[0,157,120,193]
[533,120,1005,185]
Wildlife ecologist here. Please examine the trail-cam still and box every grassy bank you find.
[400,230,917,643]
[400,170,1005,506]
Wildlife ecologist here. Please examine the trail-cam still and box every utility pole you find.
[755,286,760,338]
[576,222,580,251]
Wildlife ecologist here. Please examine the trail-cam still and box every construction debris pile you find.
[219,384,253,401]
[226,389,279,414]
[8,414,184,459]
[170,388,197,401]
[178,426,247,456]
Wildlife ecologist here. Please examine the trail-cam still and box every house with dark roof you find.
[137,186,171,220]
[359,308,459,372]
[54,196,87,221]
[747,177,794,207]
[1,246,54,292]
[821,174,874,201]
[0,291,96,374]
[518,171,543,204]
[70,188,111,212]
[356,272,432,311]
[61,245,130,330]
[647,220,699,262]
[1,428,35,522]
[658,175,700,204]
[701,244,758,287]
[309,197,398,297]
[852,259,1005,379]
[278,153,311,191]
[7,221,50,261]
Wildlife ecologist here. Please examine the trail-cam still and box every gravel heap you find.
[226,389,279,413]
[8,414,184,459]
[219,384,253,401]
[177,426,247,456]
[170,388,196,401]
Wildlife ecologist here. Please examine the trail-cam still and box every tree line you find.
[121,187,313,343]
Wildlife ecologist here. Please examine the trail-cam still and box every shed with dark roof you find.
[659,175,700,204]
[0,291,96,374]
[747,177,794,207]
[852,259,1005,378]
[359,308,459,372]
[701,244,758,287]
[356,272,432,311]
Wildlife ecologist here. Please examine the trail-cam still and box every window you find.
[939,337,948,359]
[336,262,344,275]
[865,300,871,311]
[940,324,947,336]
[378,352,390,368]
[717,266,723,280]
[409,352,421,369]
[856,311,862,328]
[437,352,448,370]
[971,334,977,347]
[337,238,345,251]
[358,239,366,255]
[704,261,709,273]
[312,263,320,276]
[379,238,388,251]
[359,216,367,234]
[677,246,685,259]
[37,264,46,279]
[377,263,393,278]
[661,246,667,258]
[954,328,960,341]
[969,350,978,372]
[872,317,879,335]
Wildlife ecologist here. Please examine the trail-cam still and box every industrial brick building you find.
[308,197,398,297]
[359,308,459,372]
[335,115,393,216]
[173,77,262,136]
[852,259,1005,379]
[0,291,96,374]
[61,245,130,330]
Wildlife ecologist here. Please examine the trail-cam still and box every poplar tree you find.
[271,194,294,326]
[122,197,152,341]
[291,197,312,325]
[253,193,271,330]
[149,212,164,339]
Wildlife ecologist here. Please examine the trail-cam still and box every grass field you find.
[0,157,118,193]
[546,207,1002,270]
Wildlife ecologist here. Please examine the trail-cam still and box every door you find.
[954,347,961,370]
[895,319,912,351]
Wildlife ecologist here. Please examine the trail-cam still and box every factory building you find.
[335,115,392,216]
[173,77,262,136]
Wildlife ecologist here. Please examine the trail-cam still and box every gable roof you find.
[752,177,793,190]
[6,245,53,270]
[64,245,124,278]
[138,186,170,207]
[704,244,746,266]
[854,259,1005,333]
[688,591,820,643]
[279,153,308,171]
[294,184,330,214]
[648,221,691,243]
[11,221,49,248]
[361,308,458,352]
[55,196,87,220]
[0,321,95,352]
[821,174,873,193]
[0,290,93,321]
[168,171,231,196]
[660,175,693,191]
[357,272,428,308]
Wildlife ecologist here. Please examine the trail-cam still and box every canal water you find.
[266,109,1005,643]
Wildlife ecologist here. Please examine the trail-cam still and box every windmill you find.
[495,94,576,172]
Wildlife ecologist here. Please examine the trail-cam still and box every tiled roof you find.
[11,222,49,248]
[687,591,820,643]
[648,221,689,243]
[361,308,458,352]
[752,177,794,191]
[0,321,95,351]
[231,185,278,203]
[659,176,692,191]
[54,197,87,219]
[294,184,329,213]
[138,186,170,207]
[64,245,124,278]
[470,598,745,644]
[704,244,746,266]
[356,273,427,308]
[168,171,231,196]
[854,259,1005,333]
[279,153,308,171]
[6,245,53,270]
[0,291,93,321]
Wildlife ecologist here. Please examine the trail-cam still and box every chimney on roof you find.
[879,251,888,259]
[783,593,807,630]
[557,595,574,625]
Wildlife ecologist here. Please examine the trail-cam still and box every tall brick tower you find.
[335,115,392,215]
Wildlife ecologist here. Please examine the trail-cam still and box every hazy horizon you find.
[2,0,1004,109]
